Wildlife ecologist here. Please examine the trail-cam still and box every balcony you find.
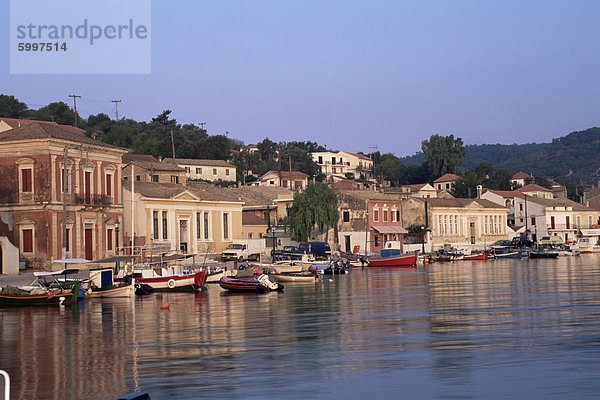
[71,193,114,206]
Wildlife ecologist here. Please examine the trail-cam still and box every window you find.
[589,216,593,229]
[21,168,32,192]
[396,210,400,222]
[136,175,141,181]
[373,209,379,222]
[318,156,323,164]
[185,167,191,173]
[152,175,159,182]
[162,211,168,239]
[106,173,112,196]
[566,216,570,229]
[123,176,129,181]
[383,209,388,222]
[446,183,450,190]
[153,211,159,239]
[171,176,179,183]
[61,167,72,193]
[84,171,92,204]
[226,169,230,176]
[392,209,397,222]
[248,233,253,239]
[531,217,536,226]
[577,216,581,229]
[519,204,523,211]
[213,168,217,175]
[196,167,202,174]
[551,216,555,229]
[332,156,336,165]
[196,212,202,239]
[343,211,350,222]
[204,212,209,240]
[374,234,380,247]
[22,228,33,253]
[223,213,229,240]
[107,228,113,251]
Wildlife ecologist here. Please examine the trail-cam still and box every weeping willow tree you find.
[287,182,339,242]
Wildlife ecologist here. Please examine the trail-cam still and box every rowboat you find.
[269,272,319,283]
[529,251,559,259]
[368,250,419,267]
[219,274,284,292]
[0,282,81,306]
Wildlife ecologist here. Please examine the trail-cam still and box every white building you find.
[164,158,236,182]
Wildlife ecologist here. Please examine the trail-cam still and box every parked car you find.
[271,245,303,260]
[512,236,534,247]
[298,241,331,259]
[493,240,513,247]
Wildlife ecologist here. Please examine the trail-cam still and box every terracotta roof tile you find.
[433,173,459,183]
[164,158,234,167]
[516,183,552,193]
[512,171,532,179]
[242,213,268,226]
[0,122,125,150]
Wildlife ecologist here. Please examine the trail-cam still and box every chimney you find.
[477,185,482,199]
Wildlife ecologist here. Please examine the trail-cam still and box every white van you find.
[539,236,563,246]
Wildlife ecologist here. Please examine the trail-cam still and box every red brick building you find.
[0,122,128,269]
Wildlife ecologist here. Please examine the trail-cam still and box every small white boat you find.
[88,268,134,298]
[269,272,319,283]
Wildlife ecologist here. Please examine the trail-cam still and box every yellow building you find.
[402,197,509,251]
[122,181,244,258]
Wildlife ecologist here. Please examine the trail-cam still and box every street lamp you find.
[115,220,120,255]
[421,226,425,253]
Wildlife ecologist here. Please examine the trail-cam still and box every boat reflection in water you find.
[1,256,600,399]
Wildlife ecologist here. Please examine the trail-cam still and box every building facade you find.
[0,122,127,269]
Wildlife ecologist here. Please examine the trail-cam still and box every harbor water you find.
[1,256,600,399]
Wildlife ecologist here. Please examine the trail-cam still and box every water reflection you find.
[1,256,600,399]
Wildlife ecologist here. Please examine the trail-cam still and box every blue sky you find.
[2,0,600,156]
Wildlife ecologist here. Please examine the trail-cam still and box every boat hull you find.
[462,253,489,261]
[135,271,207,292]
[368,251,419,267]
[88,284,134,298]
[0,286,79,306]
[270,273,318,283]
[219,276,284,292]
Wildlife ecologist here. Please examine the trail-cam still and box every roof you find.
[164,158,234,167]
[484,189,525,199]
[342,151,372,161]
[512,171,532,180]
[525,197,598,211]
[423,198,505,209]
[123,154,159,163]
[337,190,400,202]
[242,213,268,226]
[262,170,308,179]
[187,182,294,206]
[123,181,241,203]
[127,160,185,172]
[371,225,408,234]
[405,183,433,190]
[516,183,552,193]
[433,173,459,183]
[0,122,126,151]
[0,118,86,135]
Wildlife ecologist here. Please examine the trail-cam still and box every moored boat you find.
[462,253,490,261]
[127,265,209,292]
[269,272,319,283]
[368,250,419,267]
[529,250,559,259]
[88,267,134,298]
[0,282,81,306]
[219,274,284,292]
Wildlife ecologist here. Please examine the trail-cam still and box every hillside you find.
[400,127,600,185]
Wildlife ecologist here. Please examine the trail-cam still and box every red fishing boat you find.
[368,250,419,267]
[462,253,489,261]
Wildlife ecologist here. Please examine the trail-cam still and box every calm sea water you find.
[2,256,600,400]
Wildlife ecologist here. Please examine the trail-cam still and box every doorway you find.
[345,235,351,253]
[85,228,93,260]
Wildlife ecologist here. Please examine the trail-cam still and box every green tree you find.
[27,101,81,127]
[486,168,512,190]
[421,134,466,177]
[279,143,320,177]
[286,182,339,242]
[451,170,483,198]
[0,94,28,118]
[373,153,403,184]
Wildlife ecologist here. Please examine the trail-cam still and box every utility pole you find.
[170,128,176,160]
[69,94,81,127]
[111,99,121,120]
[199,122,206,130]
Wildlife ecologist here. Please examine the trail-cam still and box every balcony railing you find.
[71,193,113,206]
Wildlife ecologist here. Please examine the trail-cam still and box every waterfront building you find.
[122,181,244,258]
[0,122,128,269]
